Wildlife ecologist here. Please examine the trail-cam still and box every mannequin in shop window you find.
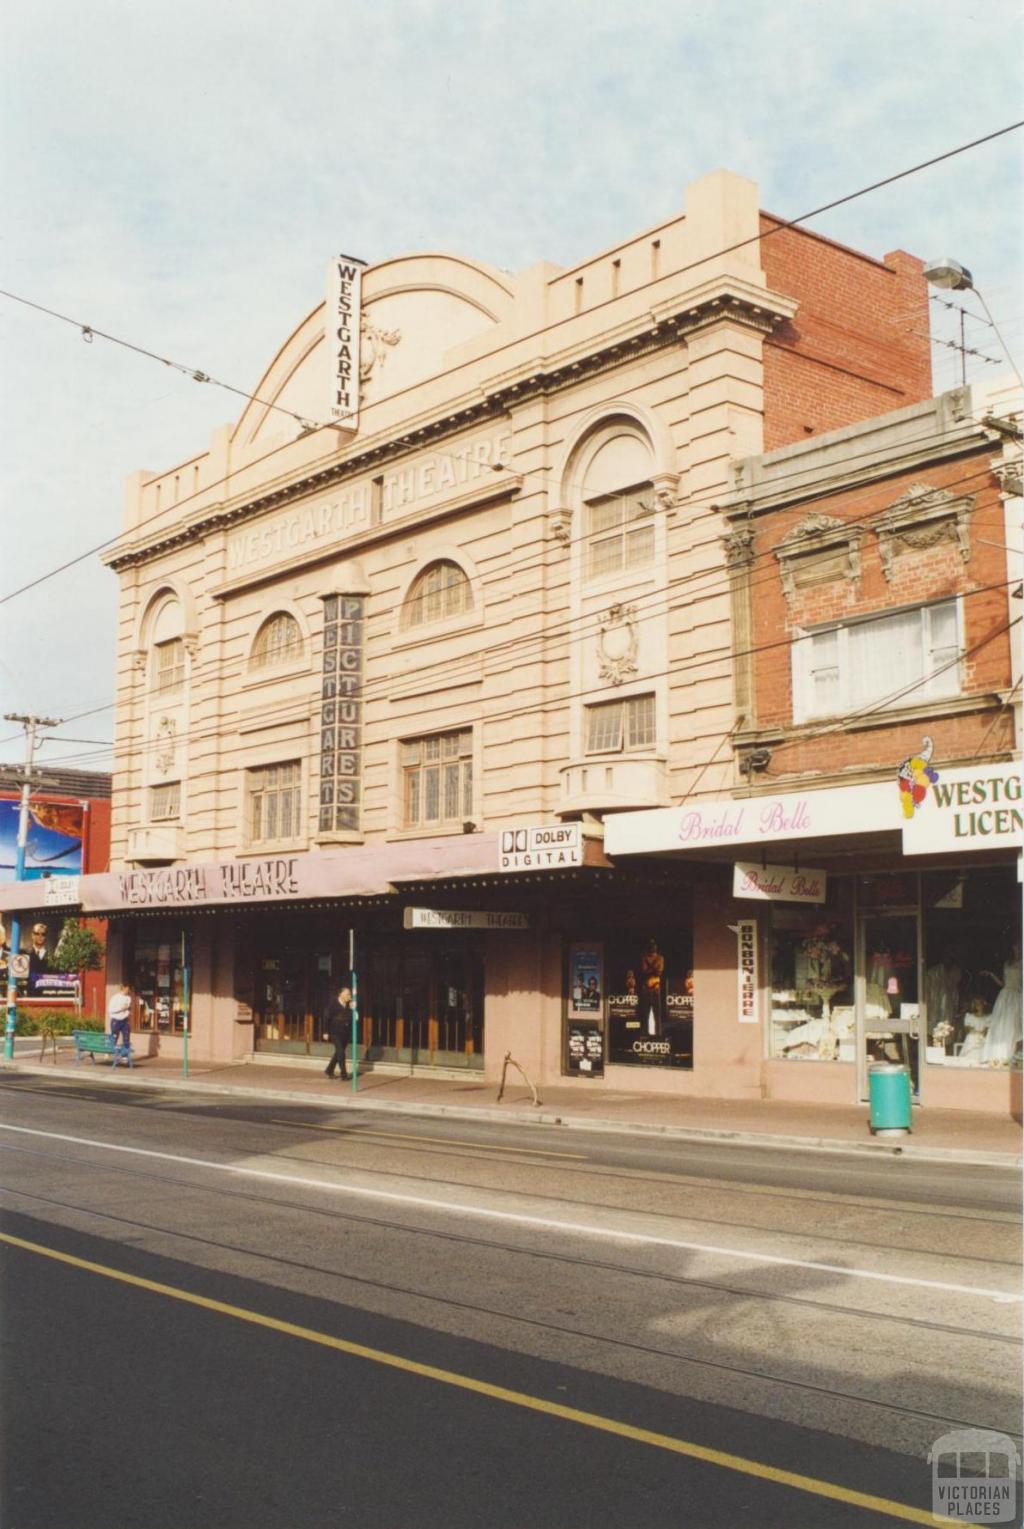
[956,996,991,1064]
[925,957,962,1043]
[640,939,665,1036]
[979,942,1022,1066]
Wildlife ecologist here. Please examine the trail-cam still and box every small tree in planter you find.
[50,919,105,1011]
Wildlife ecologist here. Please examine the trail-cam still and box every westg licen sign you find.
[902,761,1022,855]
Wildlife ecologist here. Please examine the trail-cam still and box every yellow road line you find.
[268,1119,586,1160]
[1,1229,934,1525]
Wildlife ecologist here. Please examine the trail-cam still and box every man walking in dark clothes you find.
[322,985,352,1080]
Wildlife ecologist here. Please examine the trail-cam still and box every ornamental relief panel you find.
[873,483,973,581]
[597,603,639,685]
[775,513,864,604]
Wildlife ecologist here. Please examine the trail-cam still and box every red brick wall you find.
[1,791,110,1017]
[760,218,933,450]
[744,450,1014,779]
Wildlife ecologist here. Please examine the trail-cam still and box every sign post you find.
[349,926,358,1093]
[180,929,190,1080]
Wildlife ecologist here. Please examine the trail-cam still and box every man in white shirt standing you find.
[108,985,133,1050]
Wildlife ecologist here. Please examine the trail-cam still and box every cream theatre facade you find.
[8,170,944,1095]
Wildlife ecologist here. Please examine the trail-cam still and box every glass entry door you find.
[856,911,921,1101]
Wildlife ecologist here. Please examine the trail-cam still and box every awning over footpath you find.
[0,828,613,916]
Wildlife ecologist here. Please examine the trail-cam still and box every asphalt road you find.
[1,1075,1020,1528]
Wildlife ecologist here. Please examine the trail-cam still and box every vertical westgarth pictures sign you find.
[327,255,365,428]
[319,595,365,834]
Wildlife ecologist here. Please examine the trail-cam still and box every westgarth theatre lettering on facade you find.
[118,858,300,907]
[227,490,370,573]
[225,430,515,576]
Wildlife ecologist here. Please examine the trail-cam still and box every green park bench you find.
[73,1030,135,1069]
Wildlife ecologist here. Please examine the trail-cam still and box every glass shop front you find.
[245,911,484,1070]
[767,863,1021,1098]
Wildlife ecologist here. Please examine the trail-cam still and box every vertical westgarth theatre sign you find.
[328,255,366,428]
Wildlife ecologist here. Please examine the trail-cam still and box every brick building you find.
[607,381,1022,1114]
[0,169,968,1105]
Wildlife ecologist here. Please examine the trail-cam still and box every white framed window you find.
[153,638,185,694]
[401,729,473,828]
[405,561,473,628]
[150,782,181,822]
[248,761,302,844]
[251,613,302,670]
[585,693,657,754]
[585,488,654,581]
[793,600,961,722]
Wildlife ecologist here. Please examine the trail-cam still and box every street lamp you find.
[923,256,974,292]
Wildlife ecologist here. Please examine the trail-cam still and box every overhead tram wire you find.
[38,515,1020,773]
[2,117,1022,609]
[33,452,1019,769]
[125,455,1016,720]
[42,598,1022,780]
[13,419,1009,757]
[1,352,1008,618]
[33,452,1020,773]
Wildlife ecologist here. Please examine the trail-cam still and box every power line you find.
[44,576,1022,773]
[0,288,324,434]
[41,489,1015,774]
[2,118,1021,609]
[32,452,1015,767]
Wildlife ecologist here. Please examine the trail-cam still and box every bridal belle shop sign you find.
[732,862,827,903]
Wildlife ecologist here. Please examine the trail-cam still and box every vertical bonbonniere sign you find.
[327,255,366,428]
[737,919,758,1024]
[319,595,365,834]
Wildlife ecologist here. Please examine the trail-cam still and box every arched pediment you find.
[233,253,516,448]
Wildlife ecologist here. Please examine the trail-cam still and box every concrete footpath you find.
[5,1042,1022,1167]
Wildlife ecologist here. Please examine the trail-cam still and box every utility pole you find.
[3,714,61,1060]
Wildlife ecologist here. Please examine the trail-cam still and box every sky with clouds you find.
[1,0,1021,769]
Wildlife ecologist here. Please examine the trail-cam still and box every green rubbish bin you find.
[868,1062,912,1136]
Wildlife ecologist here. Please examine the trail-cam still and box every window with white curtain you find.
[793,600,961,722]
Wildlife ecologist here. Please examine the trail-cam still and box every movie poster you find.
[16,917,79,1000]
[568,943,603,1017]
[605,931,693,1068]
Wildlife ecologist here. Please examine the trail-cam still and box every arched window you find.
[148,595,187,693]
[577,426,655,582]
[251,613,303,670]
[405,561,473,628]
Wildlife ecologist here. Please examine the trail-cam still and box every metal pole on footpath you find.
[3,714,60,1061]
[349,926,358,1093]
[181,929,190,1080]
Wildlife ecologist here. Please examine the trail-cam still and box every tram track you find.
[1,1078,1017,1228]
[1,1179,1017,1444]
[0,1139,1018,1346]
